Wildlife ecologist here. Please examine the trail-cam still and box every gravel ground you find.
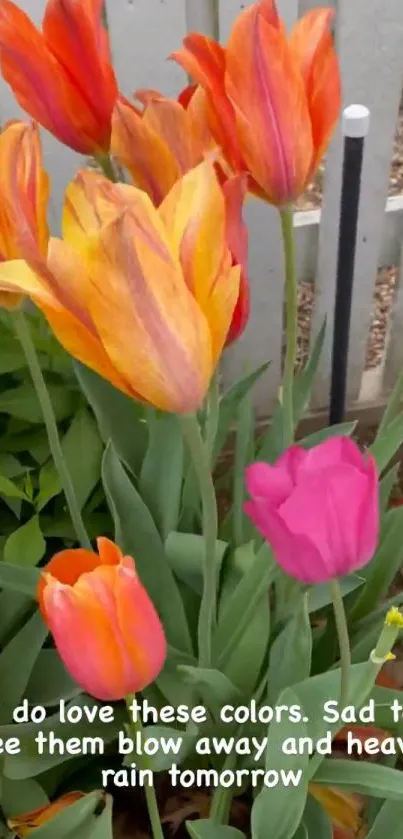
[295,108,403,371]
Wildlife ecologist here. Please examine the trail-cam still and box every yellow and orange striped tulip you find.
[0,119,49,309]
[8,793,87,837]
[112,85,214,206]
[0,0,117,155]
[172,0,341,205]
[38,538,167,701]
[0,162,241,413]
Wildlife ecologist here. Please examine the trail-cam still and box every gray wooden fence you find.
[2,0,403,417]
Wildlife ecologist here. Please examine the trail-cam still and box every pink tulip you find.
[244,437,379,584]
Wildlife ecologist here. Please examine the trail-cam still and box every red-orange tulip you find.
[0,119,49,309]
[38,538,167,701]
[0,162,241,413]
[0,0,117,155]
[172,0,341,205]
[8,792,87,837]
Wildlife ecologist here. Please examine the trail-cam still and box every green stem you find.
[13,310,91,550]
[280,206,297,446]
[205,371,220,465]
[126,697,164,839]
[233,393,253,547]
[209,753,236,824]
[96,153,117,182]
[179,414,218,668]
[330,578,351,709]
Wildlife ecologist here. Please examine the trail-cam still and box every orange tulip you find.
[112,90,249,344]
[38,538,166,701]
[112,85,214,206]
[172,0,341,205]
[0,0,117,155]
[0,162,241,413]
[8,792,87,837]
[0,119,49,309]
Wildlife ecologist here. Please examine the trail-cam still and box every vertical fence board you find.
[186,0,219,37]
[219,0,299,414]
[311,0,403,409]
[0,0,78,233]
[106,0,187,98]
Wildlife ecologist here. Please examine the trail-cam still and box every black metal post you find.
[329,105,370,425]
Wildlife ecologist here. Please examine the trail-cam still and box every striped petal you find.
[225,7,313,204]
[289,9,341,173]
[160,162,240,361]
[81,203,213,413]
[112,97,182,205]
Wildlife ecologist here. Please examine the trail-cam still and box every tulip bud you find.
[245,437,379,584]
[38,538,167,701]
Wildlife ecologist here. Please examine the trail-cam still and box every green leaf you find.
[139,414,184,539]
[302,796,332,839]
[370,411,403,473]
[26,649,81,706]
[165,532,227,593]
[268,594,312,703]
[314,759,403,800]
[1,777,48,818]
[379,463,400,515]
[351,506,403,621]
[124,725,197,772]
[187,821,245,839]
[232,391,255,546]
[177,667,241,718]
[0,609,47,721]
[308,574,365,613]
[102,443,192,654]
[366,800,403,838]
[75,361,148,475]
[4,515,45,566]
[213,363,270,462]
[214,544,275,669]
[293,320,326,425]
[251,688,310,839]
[0,475,28,500]
[0,382,76,423]
[37,409,103,511]
[0,562,39,596]
[2,698,127,778]
[297,421,357,450]
[26,791,105,839]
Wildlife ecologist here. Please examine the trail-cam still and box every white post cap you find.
[342,104,370,138]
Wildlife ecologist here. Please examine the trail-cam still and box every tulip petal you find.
[42,576,129,701]
[0,0,116,154]
[171,34,243,171]
[299,437,367,476]
[38,548,102,619]
[43,0,117,130]
[0,120,49,261]
[112,98,182,205]
[116,556,167,689]
[225,8,313,203]
[244,498,326,583]
[309,785,363,834]
[81,206,213,413]
[245,462,293,507]
[289,9,341,173]
[357,453,379,561]
[0,255,134,397]
[279,465,370,575]
[160,162,240,363]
